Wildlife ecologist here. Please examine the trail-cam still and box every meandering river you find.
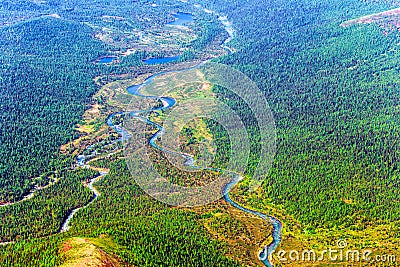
[103,6,282,266]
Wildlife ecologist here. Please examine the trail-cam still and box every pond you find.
[98,56,117,64]
[142,56,180,64]
[167,12,194,26]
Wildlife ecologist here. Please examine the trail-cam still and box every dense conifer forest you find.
[204,0,400,229]
[1,0,400,266]
[0,18,106,202]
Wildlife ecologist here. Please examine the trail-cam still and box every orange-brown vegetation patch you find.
[63,240,73,253]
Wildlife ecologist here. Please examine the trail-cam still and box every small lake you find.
[143,56,180,65]
[98,56,117,64]
[168,12,194,26]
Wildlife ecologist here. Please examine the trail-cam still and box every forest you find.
[0,17,105,202]
[1,0,400,266]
